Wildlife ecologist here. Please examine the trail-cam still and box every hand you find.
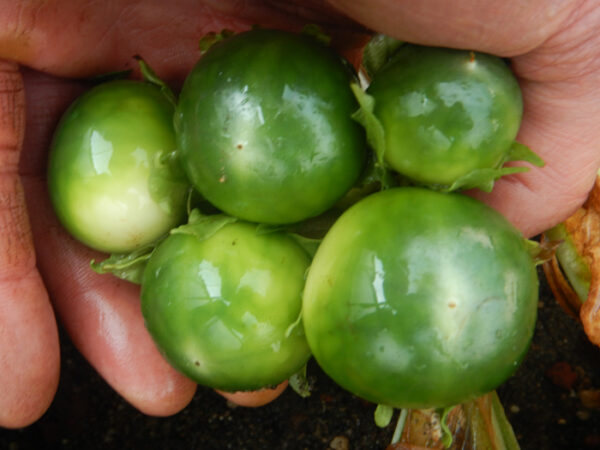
[1,0,598,429]
[329,0,600,238]
[0,0,366,428]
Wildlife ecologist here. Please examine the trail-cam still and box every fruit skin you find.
[141,221,312,392]
[48,80,188,253]
[175,28,366,225]
[367,45,523,187]
[302,187,538,409]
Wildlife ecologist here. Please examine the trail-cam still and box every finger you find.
[471,66,600,237]
[0,0,368,83]
[329,0,600,237]
[0,60,60,428]
[24,178,199,416]
[215,380,289,408]
[20,69,197,416]
[0,0,231,83]
[326,0,575,56]
[477,3,600,236]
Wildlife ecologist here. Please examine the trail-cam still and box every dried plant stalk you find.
[543,175,600,346]
[386,391,519,450]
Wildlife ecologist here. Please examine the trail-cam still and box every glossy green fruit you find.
[141,221,312,391]
[48,80,188,253]
[175,28,366,225]
[367,45,523,187]
[303,188,538,408]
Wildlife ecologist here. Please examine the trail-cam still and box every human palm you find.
[1,0,599,429]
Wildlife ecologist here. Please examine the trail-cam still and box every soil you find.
[2,267,600,450]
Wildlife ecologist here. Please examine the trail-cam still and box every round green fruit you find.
[48,80,188,253]
[302,187,538,408]
[141,221,312,391]
[175,28,366,224]
[367,45,523,187]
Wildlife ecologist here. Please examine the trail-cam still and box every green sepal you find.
[390,409,408,445]
[86,69,132,84]
[507,141,545,168]
[443,165,529,193]
[488,391,521,450]
[350,83,394,190]
[301,24,331,45]
[374,404,395,428]
[351,83,384,166]
[288,234,321,258]
[352,71,544,194]
[362,33,403,79]
[90,239,163,284]
[147,150,191,216]
[385,392,520,449]
[198,29,235,54]
[288,210,341,240]
[135,56,177,108]
[441,141,544,193]
[255,223,288,235]
[171,209,238,242]
[284,306,304,339]
[90,210,235,283]
[526,238,562,266]
[546,223,590,302]
[255,224,322,257]
[335,152,406,210]
[438,406,455,448]
[526,239,544,265]
[289,365,312,398]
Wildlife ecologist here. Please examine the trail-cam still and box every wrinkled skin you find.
[1,0,599,428]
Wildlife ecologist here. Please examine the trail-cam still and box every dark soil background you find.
[2,267,600,450]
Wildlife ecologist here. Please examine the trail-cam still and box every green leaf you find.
[289,365,312,398]
[374,404,395,428]
[362,34,403,79]
[90,239,162,284]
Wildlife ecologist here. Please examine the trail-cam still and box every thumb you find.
[0,60,60,428]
